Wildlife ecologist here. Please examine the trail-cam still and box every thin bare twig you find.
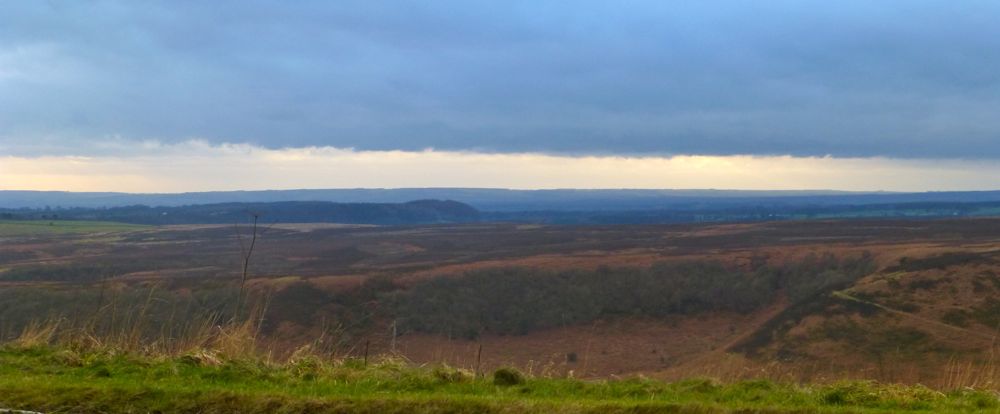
[233,213,259,321]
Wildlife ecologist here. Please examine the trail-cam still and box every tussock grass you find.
[6,287,277,360]
[5,300,1000,413]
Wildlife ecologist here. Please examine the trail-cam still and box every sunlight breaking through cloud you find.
[2,141,1000,192]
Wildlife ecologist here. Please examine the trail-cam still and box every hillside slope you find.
[3,218,1000,386]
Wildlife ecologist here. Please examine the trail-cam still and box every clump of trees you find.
[389,253,874,339]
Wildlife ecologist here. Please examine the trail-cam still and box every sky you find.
[3,1,1000,192]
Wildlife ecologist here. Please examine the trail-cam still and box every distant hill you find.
[9,189,1000,225]
[7,188,1000,211]
[0,200,480,225]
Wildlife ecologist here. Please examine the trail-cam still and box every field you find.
[0,220,147,236]
[4,218,1000,392]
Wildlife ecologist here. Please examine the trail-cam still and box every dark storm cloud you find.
[2,0,1000,157]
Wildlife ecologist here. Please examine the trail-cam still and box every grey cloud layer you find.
[2,0,1000,157]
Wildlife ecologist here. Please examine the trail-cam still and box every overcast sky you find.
[3,1,1000,191]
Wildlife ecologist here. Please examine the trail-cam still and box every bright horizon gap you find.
[3,140,1000,193]
[0,188,908,194]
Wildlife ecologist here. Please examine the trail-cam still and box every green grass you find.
[0,347,998,413]
[0,220,148,236]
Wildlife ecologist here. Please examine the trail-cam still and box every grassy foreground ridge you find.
[1,346,999,413]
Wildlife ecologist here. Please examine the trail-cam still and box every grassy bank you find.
[0,346,998,413]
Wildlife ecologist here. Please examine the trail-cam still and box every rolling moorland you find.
[6,208,1000,411]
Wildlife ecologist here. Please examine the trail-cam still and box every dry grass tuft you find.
[13,318,62,348]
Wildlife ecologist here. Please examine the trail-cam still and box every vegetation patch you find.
[493,367,526,386]
[390,253,875,338]
[820,381,944,410]
[886,252,995,273]
[0,263,148,282]
[0,345,997,413]
[0,220,147,236]
[940,309,971,327]
[971,299,1000,329]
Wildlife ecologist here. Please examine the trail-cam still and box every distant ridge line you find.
[5,188,1000,211]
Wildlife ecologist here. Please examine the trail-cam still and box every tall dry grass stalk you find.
[941,345,1000,390]
[938,322,1000,390]
[13,318,62,348]
[8,286,1000,390]
[3,294,278,362]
